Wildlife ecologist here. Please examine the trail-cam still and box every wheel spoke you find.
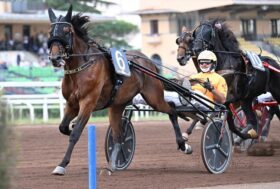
[119,144,129,163]
[212,149,217,170]
[205,144,216,150]
[123,122,129,137]
[124,135,133,143]
[217,146,229,158]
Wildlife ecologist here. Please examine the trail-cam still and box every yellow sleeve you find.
[216,77,228,98]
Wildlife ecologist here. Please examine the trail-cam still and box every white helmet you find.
[197,50,217,72]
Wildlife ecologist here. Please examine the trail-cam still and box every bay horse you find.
[48,5,187,175]
[176,20,280,139]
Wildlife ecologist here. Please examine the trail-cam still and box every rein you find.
[217,69,247,77]
[214,50,242,56]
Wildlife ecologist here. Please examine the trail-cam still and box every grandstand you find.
[0,51,63,95]
[237,38,279,61]
[263,38,280,47]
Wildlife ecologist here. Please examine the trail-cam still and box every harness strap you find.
[178,45,187,51]
[99,49,124,109]
[217,69,236,76]
[263,61,280,73]
[102,76,124,109]
[64,58,96,75]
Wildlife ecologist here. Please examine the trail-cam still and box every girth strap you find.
[102,76,124,109]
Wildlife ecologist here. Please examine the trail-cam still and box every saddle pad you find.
[245,51,265,71]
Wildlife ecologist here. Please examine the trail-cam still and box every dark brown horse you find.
[176,20,280,139]
[48,5,187,175]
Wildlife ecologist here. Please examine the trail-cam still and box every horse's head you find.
[176,26,194,66]
[48,5,73,67]
[191,20,247,102]
[192,21,218,55]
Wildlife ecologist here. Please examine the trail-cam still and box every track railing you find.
[0,82,64,123]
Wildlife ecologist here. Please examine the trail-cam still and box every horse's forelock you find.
[71,13,90,42]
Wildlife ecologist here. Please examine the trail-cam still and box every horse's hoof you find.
[52,166,66,175]
[248,129,258,139]
[181,143,193,154]
[99,168,113,176]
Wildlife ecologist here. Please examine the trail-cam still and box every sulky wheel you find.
[201,118,233,174]
[105,117,136,170]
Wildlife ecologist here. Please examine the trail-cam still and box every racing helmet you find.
[197,50,217,72]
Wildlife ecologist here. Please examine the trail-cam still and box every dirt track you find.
[15,119,280,189]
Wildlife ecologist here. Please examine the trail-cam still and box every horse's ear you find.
[48,8,57,23]
[181,26,187,33]
[65,4,73,22]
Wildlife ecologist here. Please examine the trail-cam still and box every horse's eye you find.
[63,27,70,33]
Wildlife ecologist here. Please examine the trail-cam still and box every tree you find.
[45,0,139,49]
[88,20,139,49]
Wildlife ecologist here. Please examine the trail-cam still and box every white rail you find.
[0,82,153,123]
[0,82,64,123]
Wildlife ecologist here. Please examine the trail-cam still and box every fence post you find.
[88,125,96,189]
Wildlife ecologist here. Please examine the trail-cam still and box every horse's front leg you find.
[59,103,79,136]
[108,105,126,172]
[52,99,94,175]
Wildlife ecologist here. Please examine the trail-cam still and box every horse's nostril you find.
[56,56,62,61]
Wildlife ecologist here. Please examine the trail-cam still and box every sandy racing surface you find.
[15,119,280,189]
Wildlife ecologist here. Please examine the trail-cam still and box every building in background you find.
[136,0,280,76]
[97,0,142,50]
[0,0,114,52]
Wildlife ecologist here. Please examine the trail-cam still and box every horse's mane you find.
[209,19,241,53]
[71,13,90,42]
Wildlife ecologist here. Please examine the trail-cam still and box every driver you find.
[182,50,228,154]
[190,50,227,104]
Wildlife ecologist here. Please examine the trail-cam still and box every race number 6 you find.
[115,50,125,72]
[110,48,131,77]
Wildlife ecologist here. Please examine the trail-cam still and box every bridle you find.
[48,18,74,60]
[192,23,215,52]
[176,32,193,53]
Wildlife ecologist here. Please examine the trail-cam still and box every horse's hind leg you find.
[241,99,258,137]
[107,105,126,171]
[52,99,93,175]
[140,89,186,152]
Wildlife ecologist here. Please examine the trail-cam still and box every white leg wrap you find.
[52,166,66,175]
[182,132,189,141]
